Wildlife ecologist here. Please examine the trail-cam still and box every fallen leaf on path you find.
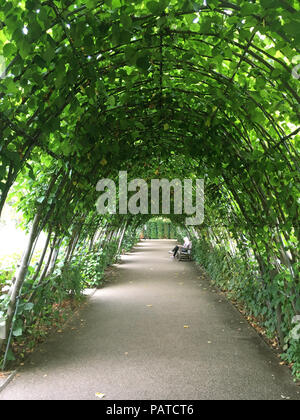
[207,341,212,344]
[146,304,153,307]
[184,325,189,328]
[95,393,106,399]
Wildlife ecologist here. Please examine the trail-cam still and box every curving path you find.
[1,240,299,400]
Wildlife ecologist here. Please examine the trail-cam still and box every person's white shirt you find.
[183,237,190,248]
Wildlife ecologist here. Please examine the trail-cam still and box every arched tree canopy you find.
[0,0,299,218]
[0,0,299,372]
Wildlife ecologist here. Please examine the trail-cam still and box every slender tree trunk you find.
[105,227,113,243]
[47,237,63,276]
[68,230,81,262]
[38,237,55,286]
[117,222,127,254]
[0,166,14,218]
[4,212,41,342]
[64,228,77,264]
[98,223,109,249]
[89,227,98,251]
[31,229,51,284]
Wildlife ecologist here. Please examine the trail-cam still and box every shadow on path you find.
[1,240,299,400]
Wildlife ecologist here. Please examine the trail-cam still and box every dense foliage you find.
[144,218,177,239]
[190,231,300,378]
[0,0,299,376]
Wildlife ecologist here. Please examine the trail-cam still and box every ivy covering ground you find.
[0,0,299,377]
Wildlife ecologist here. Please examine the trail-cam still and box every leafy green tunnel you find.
[0,0,299,375]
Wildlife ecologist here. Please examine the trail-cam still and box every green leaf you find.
[0,165,6,179]
[146,1,160,14]
[120,14,132,30]
[86,0,98,9]
[112,0,121,8]
[37,7,51,29]
[42,45,56,63]
[3,42,16,57]
[60,141,72,156]
[54,61,66,89]
[19,38,31,59]
[4,150,21,167]
[107,96,115,107]
[184,13,197,26]
[119,30,131,43]
[29,20,43,41]
[5,78,19,94]
[200,19,211,33]
[256,76,266,89]
[283,22,300,40]
[125,46,137,65]
[13,326,23,337]
[260,0,283,8]
[24,302,34,311]
[271,68,281,78]
[240,3,257,16]
[146,0,168,14]
[136,54,150,72]
[6,348,16,361]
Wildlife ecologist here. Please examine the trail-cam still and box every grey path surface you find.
[1,240,299,400]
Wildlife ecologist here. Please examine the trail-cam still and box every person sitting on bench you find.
[170,237,191,257]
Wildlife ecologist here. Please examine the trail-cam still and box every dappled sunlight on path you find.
[1,240,299,400]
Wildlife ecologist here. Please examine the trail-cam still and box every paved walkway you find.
[1,240,299,400]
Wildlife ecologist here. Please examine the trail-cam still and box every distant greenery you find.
[145,218,177,239]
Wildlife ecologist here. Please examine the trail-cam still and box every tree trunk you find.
[4,212,41,342]
[31,229,51,284]
[47,237,63,276]
[38,238,55,285]
[117,222,127,254]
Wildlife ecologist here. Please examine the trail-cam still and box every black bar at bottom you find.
[92,401,205,417]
